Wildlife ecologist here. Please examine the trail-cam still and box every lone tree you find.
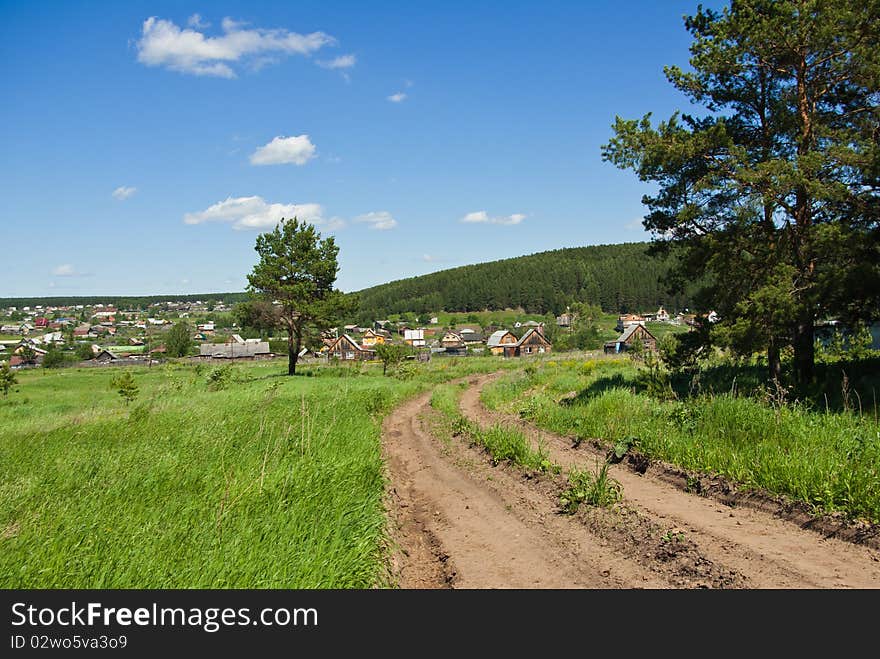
[375,343,411,376]
[165,320,193,358]
[247,218,354,375]
[110,370,139,405]
[603,0,880,385]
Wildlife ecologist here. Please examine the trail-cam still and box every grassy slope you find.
[482,358,880,523]
[0,357,515,588]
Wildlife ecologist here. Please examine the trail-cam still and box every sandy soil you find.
[383,376,880,589]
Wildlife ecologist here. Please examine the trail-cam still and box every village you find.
[0,299,701,369]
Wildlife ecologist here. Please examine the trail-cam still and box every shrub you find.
[206,365,234,391]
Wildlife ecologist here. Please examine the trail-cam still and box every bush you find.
[206,365,234,391]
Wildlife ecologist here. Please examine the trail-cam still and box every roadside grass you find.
[429,384,553,474]
[482,358,880,523]
[0,356,514,588]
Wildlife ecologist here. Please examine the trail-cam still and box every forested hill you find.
[354,242,694,319]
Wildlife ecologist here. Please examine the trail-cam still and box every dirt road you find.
[383,376,880,588]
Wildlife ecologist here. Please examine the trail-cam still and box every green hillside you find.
[2,242,695,320]
[354,242,694,320]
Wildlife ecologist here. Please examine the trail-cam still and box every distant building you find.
[403,329,426,347]
[604,324,657,354]
[487,330,518,356]
[198,341,272,359]
[616,314,646,332]
[440,331,465,349]
[510,328,552,357]
[362,328,390,346]
[327,334,375,361]
[556,313,574,327]
[95,349,122,362]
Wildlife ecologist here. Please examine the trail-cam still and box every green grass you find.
[0,356,514,588]
[430,383,552,473]
[482,357,880,523]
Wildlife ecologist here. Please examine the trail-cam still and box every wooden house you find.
[361,328,389,347]
[95,349,122,362]
[486,330,518,355]
[510,328,552,357]
[604,324,657,354]
[327,334,375,361]
[440,331,465,349]
[459,329,484,346]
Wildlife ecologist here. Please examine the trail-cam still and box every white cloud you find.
[187,14,210,29]
[250,134,316,166]
[52,264,87,277]
[112,186,137,200]
[387,92,407,103]
[355,211,398,231]
[317,54,355,69]
[184,196,339,231]
[461,211,526,226]
[422,254,437,262]
[136,16,336,78]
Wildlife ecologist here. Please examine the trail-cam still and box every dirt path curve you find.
[383,391,670,588]
[461,373,880,589]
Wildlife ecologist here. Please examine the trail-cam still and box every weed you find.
[559,459,623,513]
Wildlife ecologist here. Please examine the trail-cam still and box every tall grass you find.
[0,356,511,588]
[482,359,880,523]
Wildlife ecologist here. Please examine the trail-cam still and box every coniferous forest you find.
[353,242,695,321]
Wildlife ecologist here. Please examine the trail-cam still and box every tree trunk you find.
[793,311,814,387]
[767,337,781,383]
[287,328,300,376]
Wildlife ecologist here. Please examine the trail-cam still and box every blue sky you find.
[0,0,725,297]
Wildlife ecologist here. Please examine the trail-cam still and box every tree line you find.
[352,242,697,324]
[0,292,251,310]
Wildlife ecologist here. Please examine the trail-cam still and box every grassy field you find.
[0,356,516,588]
[481,357,880,523]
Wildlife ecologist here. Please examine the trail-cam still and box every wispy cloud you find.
[461,210,526,226]
[187,14,210,29]
[112,186,137,200]
[136,16,336,78]
[184,196,342,231]
[52,264,89,277]
[317,54,355,69]
[250,134,316,166]
[355,211,398,230]
[387,92,407,103]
